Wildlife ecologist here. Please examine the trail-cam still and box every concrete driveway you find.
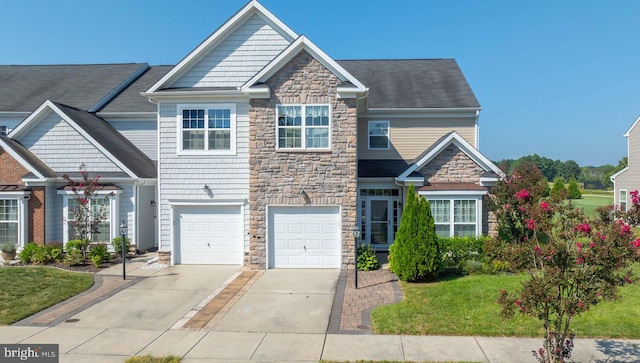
[213,269,340,333]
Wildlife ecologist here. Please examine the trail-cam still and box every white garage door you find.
[268,206,341,268]
[176,205,243,264]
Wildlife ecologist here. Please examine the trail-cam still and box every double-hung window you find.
[179,104,236,154]
[620,190,628,211]
[277,105,330,150]
[0,199,18,243]
[368,121,389,149]
[428,198,479,237]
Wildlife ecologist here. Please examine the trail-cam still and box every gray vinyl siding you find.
[357,117,476,160]
[45,184,61,243]
[107,119,158,160]
[18,112,124,173]
[157,100,250,252]
[0,115,23,134]
[136,184,157,252]
[119,183,135,246]
[171,14,291,88]
[614,122,640,207]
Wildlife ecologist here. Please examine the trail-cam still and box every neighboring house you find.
[0,64,167,251]
[612,115,640,210]
[0,0,503,269]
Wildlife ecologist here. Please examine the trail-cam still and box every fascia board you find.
[7,101,55,139]
[0,138,46,180]
[361,108,480,119]
[418,190,488,196]
[624,115,640,137]
[610,167,628,181]
[146,1,298,94]
[241,36,366,93]
[46,103,139,179]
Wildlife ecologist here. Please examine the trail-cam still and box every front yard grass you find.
[0,266,94,325]
[571,194,613,217]
[371,272,640,338]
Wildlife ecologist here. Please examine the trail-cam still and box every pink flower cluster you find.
[515,189,530,200]
[631,190,640,205]
[573,223,591,234]
[633,239,640,248]
[616,220,632,236]
[525,219,536,230]
[539,201,552,212]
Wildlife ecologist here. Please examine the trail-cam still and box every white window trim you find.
[59,190,121,243]
[420,194,483,237]
[275,104,331,151]
[620,189,628,211]
[177,103,237,156]
[0,193,29,249]
[368,120,390,150]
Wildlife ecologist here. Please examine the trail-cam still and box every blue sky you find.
[2,0,638,166]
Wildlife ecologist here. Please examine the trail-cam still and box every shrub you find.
[357,242,379,271]
[112,236,131,255]
[389,184,439,282]
[18,243,39,264]
[31,246,50,265]
[567,177,581,199]
[47,243,64,262]
[64,239,89,266]
[437,235,487,274]
[89,243,111,267]
[550,176,567,200]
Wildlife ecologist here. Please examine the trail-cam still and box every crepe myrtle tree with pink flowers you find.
[62,163,114,244]
[491,173,640,362]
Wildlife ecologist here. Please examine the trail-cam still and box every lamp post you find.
[120,220,128,280]
[353,227,360,289]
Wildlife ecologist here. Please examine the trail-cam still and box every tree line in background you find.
[495,154,628,190]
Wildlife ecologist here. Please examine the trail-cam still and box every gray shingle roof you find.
[337,59,480,109]
[52,103,156,178]
[0,135,55,178]
[0,64,149,112]
[100,66,173,113]
[358,159,410,178]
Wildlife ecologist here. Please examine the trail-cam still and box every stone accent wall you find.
[419,144,485,183]
[248,50,358,269]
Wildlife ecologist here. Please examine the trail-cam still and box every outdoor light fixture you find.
[353,227,360,289]
[203,184,210,191]
[120,220,128,280]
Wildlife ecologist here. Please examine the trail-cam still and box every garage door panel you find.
[268,206,340,268]
[176,205,243,265]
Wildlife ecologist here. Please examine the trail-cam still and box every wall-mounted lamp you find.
[300,189,306,196]
[150,200,156,207]
[203,184,210,191]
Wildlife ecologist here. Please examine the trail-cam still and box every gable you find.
[16,110,125,174]
[418,144,486,183]
[171,13,291,88]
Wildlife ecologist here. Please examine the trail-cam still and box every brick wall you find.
[248,50,358,269]
[0,149,29,183]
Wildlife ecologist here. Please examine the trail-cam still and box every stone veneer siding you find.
[418,144,499,236]
[0,149,46,244]
[248,50,357,269]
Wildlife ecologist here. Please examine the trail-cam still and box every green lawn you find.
[372,272,640,338]
[571,194,613,217]
[0,266,94,325]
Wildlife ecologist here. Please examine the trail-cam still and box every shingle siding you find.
[18,112,124,173]
[107,119,158,160]
[172,14,291,88]
[157,101,250,252]
[615,122,640,208]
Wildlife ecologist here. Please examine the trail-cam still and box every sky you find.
[1,0,638,167]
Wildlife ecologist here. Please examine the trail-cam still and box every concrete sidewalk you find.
[1,261,639,362]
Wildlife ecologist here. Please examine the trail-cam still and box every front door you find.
[359,190,401,250]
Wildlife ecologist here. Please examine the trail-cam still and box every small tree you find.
[389,184,439,282]
[62,163,113,244]
[567,177,581,200]
[550,176,567,200]
[496,186,640,363]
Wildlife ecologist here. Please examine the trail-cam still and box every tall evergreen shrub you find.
[550,176,568,200]
[567,177,582,199]
[388,184,439,282]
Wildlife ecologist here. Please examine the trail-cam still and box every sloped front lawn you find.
[371,273,640,338]
[0,266,94,325]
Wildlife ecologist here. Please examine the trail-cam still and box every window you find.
[429,198,478,237]
[368,121,389,149]
[179,104,236,154]
[66,197,111,242]
[620,190,628,211]
[0,126,6,136]
[277,105,330,149]
[0,199,18,243]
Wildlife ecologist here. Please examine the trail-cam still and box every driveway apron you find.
[211,269,340,333]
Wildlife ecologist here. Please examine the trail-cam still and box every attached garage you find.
[268,206,341,268]
[174,205,243,264]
